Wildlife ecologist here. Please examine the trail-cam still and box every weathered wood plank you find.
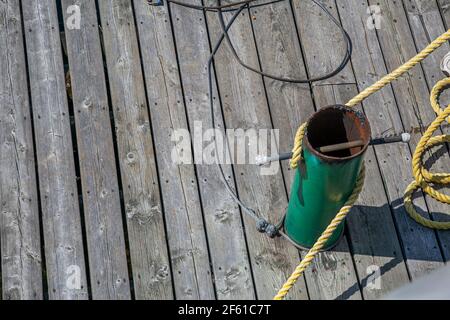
[249,1,362,300]
[293,0,410,299]
[0,0,43,300]
[335,0,444,279]
[98,0,215,300]
[404,0,450,89]
[404,0,450,259]
[135,0,254,299]
[371,0,450,260]
[61,0,131,299]
[438,0,450,28]
[438,0,450,122]
[248,1,314,191]
[22,0,88,300]
[199,0,308,300]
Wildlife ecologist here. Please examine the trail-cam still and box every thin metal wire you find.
[164,0,353,232]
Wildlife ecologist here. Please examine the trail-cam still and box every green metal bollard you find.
[284,105,371,250]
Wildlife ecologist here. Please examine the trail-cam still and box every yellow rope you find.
[274,164,365,300]
[275,29,450,300]
[346,30,450,107]
[404,78,450,229]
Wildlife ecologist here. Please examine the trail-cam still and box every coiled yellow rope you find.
[404,78,450,229]
[274,29,450,300]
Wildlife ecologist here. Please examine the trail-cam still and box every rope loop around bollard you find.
[276,29,450,300]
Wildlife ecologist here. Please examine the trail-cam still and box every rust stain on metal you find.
[304,105,372,163]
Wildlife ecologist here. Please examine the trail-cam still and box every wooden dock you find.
[0,0,449,300]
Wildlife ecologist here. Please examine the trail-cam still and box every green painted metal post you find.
[284,106,371,250]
